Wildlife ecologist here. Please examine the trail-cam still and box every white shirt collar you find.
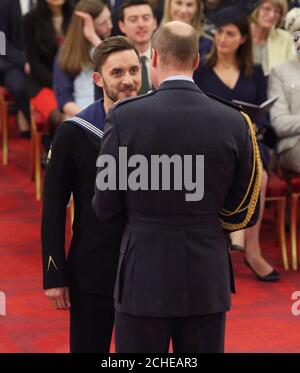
[139,45,152,61]
[163,75,194,83]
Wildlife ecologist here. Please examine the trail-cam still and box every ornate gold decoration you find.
[220,111,262,231]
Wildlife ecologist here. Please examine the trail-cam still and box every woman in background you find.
[54,0,112,117]
[23,0,73,127]
[194,9,280,282]
[251,0,294,75]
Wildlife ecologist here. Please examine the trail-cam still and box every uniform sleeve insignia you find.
[47,256,58,271]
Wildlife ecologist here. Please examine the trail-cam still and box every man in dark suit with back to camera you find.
[93,21,261,353]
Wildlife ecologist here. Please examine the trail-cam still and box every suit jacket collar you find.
[157,79,203,93]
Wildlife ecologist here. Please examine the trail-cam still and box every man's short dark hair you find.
[152,24,199,69]
[119,0,155,21]
[93,36,140,72]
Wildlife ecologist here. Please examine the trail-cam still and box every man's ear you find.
[151,48,158,68]
[118,20,126,34]
[92,72,103,88]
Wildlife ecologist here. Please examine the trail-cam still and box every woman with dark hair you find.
[23,0,73,127]
[251,0,294,75]
[194,10,280,282]
[53,0,112,117]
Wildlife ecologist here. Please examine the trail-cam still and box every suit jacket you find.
[93,80,260,317]
[42,100,124,295]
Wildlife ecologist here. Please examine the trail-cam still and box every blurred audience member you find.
[0,0,35,138]
[54,0,112,117]
[118,0,157,93]
[150,0,165,24]
[251,0,294,75]
[203,0,231,33]
[194,7,280,282]
[20,0,37,14]
[161,0,213,57]
[23,0,73,130]
[110,0,163,36]
[269,7,300,173]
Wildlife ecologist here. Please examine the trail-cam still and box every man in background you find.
[118,0,157,93]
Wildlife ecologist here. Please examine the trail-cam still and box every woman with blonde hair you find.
[53,0,112,117]
[251,0,294,74]
[161,0,212,56]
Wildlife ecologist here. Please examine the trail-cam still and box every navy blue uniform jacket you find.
[93,80,260,317]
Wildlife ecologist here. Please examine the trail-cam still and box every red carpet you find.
[1,132,300,353]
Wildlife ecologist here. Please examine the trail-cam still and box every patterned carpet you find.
[0,133,300,353]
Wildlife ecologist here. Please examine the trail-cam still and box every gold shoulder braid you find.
[219,111,262,231]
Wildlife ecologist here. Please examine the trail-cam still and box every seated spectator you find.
[0,0,33,137]
[269,7,300,173]
[23,0,73,129]
[161,0,213,58]
[54,0,112,117]
[194,6,280,282]
[251,0,294,75]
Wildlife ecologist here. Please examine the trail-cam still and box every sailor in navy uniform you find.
[41,36,141,353]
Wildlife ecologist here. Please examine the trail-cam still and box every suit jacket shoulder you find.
[205,92,242,112]
[113,90,157,111]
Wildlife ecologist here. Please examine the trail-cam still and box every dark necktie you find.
[140,56,150,94]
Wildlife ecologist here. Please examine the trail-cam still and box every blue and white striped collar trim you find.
[68,116,104,139]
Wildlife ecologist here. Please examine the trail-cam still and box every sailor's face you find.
[96,49,141,102]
